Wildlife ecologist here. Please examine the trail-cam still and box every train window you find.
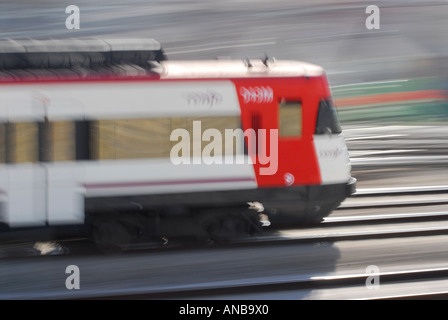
[90,118,172,160]
[41,121,76,162]
[90,116,242,160]
[0,123,5,163]
[279,100,302,137]
[186,116,242,157]
[6,122,39,163]
[315,99,342,134]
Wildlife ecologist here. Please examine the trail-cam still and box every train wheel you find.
[91,220,132,253]
[206,212,260,243]
[207,217,236,242]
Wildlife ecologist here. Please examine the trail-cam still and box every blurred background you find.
[1,0,448,300]
[2,0,447,126]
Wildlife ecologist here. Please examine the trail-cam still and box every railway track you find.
[81,267,448,300]
[5,263,448,300]
[351,155,448,167]
[339,185,448,208]
[1,187,448,300]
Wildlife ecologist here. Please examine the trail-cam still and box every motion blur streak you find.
[0,0,448,301]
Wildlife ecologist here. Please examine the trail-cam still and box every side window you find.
[90,118,172,160]
[186,116,242,157]
[279,100,302,137]
[315,99,342,134]
[2,121,83,163]
[90,116,242,160]
[6,122,39,163]
[41,121,76,161]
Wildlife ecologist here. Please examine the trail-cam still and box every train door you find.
[0,93,47,227]
[42,92,86,226]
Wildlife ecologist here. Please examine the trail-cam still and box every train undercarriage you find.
[0,179,355,253]
[83,179,356,251]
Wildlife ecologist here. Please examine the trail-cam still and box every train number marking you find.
[239,86,273,104]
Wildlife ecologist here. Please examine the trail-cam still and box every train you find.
[0,38,356,250]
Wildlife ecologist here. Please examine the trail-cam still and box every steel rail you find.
[3,209,448,257]
[75,267,448,300]
[350,155,448,167]
[323,211,448,224]
[353,185,448,196]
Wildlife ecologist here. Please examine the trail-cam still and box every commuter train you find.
[0,39,356,250]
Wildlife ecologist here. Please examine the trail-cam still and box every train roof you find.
[0,38,325,81]
[0,59,325,82]
[156,59,324,79]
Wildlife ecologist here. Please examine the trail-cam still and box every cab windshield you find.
[315,99,342,134]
